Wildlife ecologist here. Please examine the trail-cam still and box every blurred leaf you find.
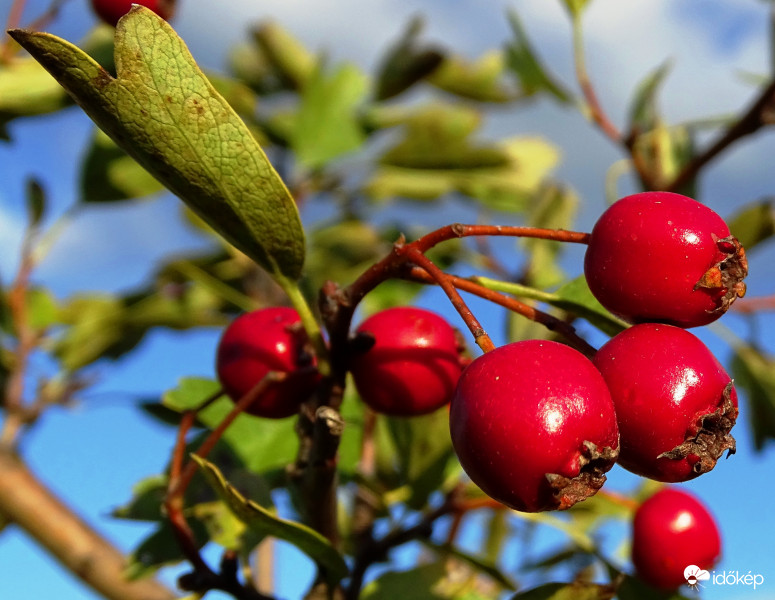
[54,295,127,370]
[253,21,318,90]
[125,519,209,580]
[81,128,166,202]
[615,575,692,600]
[25,287,59,331]
[521,185,578,289]
[112,475,168,521]
[421,540,517,591]
[162,378,299,474]
[731,344,775,451]
[292,63,368,168]
[190,500,249,550]
[374,16,444,100]
[361,563,448,600]
[628,61,672,134]
[632,122,696,196]
[367,135,558,207]
[505,10,571,102]
[375,408,456,508]
[25,178,46,227]
[10,8,306,282]
[429,51,516,102]
[727,197,775,251]
[305,220,390,293]
[509,582,614,600]
[193,455,349,583]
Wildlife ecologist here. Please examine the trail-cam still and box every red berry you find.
[216,307,319,419]
[449,340,619,512]
[90,0,175,27]
[632,487,721,590]
[593,323,737,482]
[350,307,466,416]
[584,191,747,328]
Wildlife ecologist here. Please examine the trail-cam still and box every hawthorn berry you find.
[90,0,176,27]
[593,323,737,482]
[632,487,722,590]
[584,191,747,328]
[449,340,619,512]
[349,307,467,416]
[215,307,319,419]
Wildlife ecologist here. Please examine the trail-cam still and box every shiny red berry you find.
[593,323,737,482]
[350,307,466,416]
[90,0,175,27]
[216,307,318,419]
[584,191,747,328]
[632,487,721,590]
[450,340,619,512]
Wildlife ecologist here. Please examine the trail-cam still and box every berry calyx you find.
[632,487,721,590]
[593,323,738,482]
[90,0,176,27]
[584,191,747,328]
[349,307,467,416]
[449,340,619,512]
[215,307,319,419]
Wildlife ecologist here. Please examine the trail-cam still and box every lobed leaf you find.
[9,7,306,281]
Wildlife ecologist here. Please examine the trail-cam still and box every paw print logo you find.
[684,565,710,590]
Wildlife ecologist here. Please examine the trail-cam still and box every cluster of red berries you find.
[213,191,744,591]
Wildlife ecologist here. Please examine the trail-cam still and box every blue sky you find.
[2,1,775,599]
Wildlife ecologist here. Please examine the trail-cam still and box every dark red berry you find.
[216,307,319,419]
[350,307,467,416]
[632,487,721,590]
[593,323,737,482]
[584,191,747,328]
[450,340,619,512]
[90,0,175,27]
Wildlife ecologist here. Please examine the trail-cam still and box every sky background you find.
[1,0,775,599]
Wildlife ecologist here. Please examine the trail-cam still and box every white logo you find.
[684,565,711,590]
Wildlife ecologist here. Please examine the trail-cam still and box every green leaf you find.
[628,61,672,134]
[253,21,318,90]
[361,563,448,600]
[9,7,306,282]
[420,540,517,591]
[727,198,775,252]
[292,63,369,168]
[162,378,300,474]
[428,51,516,102]
[731,344,775,451]
[112,475,168,521]
[375,408,456,509]
[192,455,349,584]
[374,16,444,100]
[25,287,59,331]
[615,575,692,600]
[81,128,166,202]
[551,276,630,336]
[505,10,571,103]
[125,520,209,580]
[509,582,614,600]
[25,178,46,227]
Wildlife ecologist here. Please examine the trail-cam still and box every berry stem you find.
[406,268,598,358]
[402,247,496,353]
[412,223,591,253]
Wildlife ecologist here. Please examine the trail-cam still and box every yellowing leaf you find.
[10,7,305,281]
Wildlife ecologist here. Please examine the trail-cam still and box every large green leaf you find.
[193,455,348,584]
[361,563,448,600]
[10,7,305,281]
